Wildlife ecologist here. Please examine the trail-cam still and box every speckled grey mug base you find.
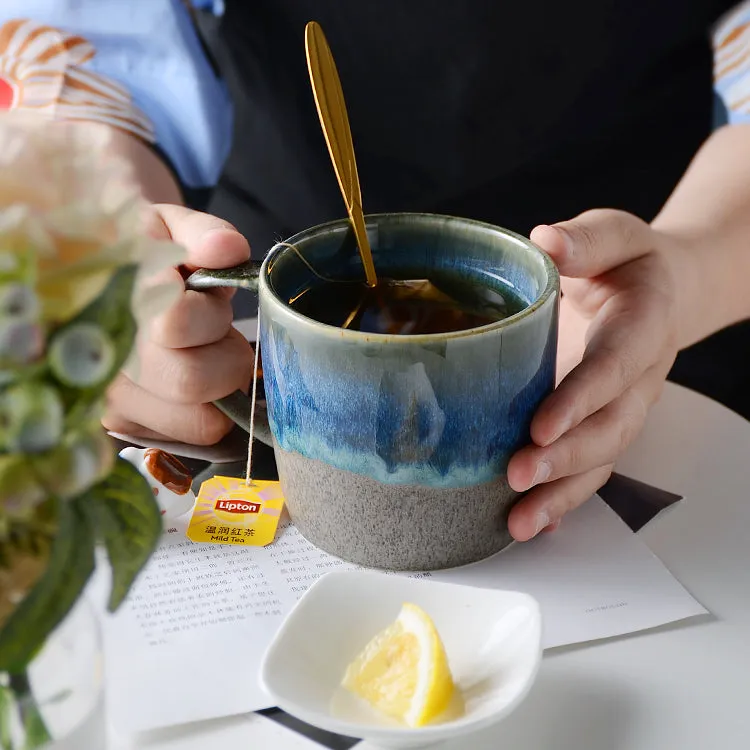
[275,445,520,571]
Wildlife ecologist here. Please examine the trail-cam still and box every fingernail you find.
[533,510,551,537]
[531,460,551,487]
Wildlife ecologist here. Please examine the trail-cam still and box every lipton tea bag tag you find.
[187,313,284,547]
[187,476,284,546]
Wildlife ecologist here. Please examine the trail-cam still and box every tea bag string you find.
[244,312,263,487]
[271,241,369,329]
[243,238,367,483]
[271,241,364,284]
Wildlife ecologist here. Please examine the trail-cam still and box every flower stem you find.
[0,683,16,750]
[7,673,51,750]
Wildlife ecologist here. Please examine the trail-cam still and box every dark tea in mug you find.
[288,275,527,335]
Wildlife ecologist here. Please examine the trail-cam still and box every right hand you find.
[102,205,254,445]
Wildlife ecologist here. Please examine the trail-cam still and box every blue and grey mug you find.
[186,213,559,570]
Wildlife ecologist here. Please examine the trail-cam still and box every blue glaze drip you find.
[261,310,557,489]
[259,214,558,489]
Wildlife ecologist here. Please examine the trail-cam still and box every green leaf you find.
[0,502,95,674]
[0,683,15,750]
[6,673,52,750]
[78,457,161,612]
[49,265,138,426]
[21,704,51,750]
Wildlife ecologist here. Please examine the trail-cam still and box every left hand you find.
[507,209,682,540]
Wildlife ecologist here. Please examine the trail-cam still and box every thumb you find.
[151,204,251,271]
[530,209,651,278]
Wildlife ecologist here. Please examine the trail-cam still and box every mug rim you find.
[260,212,559,342]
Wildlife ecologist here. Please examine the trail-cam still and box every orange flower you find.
[0,111,183,326]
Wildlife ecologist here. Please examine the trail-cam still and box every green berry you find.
[0,382,64,453]
[0,455,47,520]
[33,426,115,499]
[49,322,116,388]
[0,319,43,364]
[0,284,39,319]
[0,284,43,364]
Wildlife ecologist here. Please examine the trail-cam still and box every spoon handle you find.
[305,21,378,288]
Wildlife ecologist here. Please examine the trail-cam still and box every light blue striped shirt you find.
[0,1,231,189]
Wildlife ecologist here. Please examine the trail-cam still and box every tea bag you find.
[342,278,515,335]
[187,314,286,547]
[347,279,456,334]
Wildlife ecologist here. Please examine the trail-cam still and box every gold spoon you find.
[305,21,378,289]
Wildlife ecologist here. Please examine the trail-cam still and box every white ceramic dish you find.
[260,570,542,748]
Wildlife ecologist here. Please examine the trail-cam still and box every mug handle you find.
[184,261,274,446]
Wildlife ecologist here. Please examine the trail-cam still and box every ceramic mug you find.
[186,213,559,570]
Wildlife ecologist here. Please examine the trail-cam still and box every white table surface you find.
[109,382,750,750]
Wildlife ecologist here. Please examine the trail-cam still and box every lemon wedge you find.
[341,602,456,727]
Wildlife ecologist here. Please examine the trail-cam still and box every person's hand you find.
[507,209,682,540]
[103,205,253,445]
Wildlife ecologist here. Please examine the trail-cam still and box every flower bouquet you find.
[0,113,182,747]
